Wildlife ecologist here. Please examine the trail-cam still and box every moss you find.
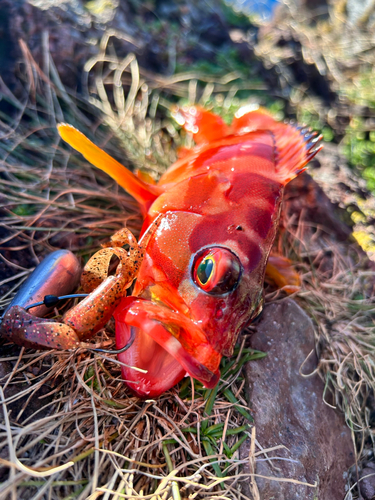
[342,117,375,194]
[344,68,375,108]
[352,230,375,254]
[12,204,38,217]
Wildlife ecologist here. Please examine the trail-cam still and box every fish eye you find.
[193,248,241,294]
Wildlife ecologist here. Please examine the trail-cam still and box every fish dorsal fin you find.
[231,105,323,184]
[172,105,230,144]
[172,105,323,185]
[231,105,277,133]
[271,122,323,184]
[57,124,162,214]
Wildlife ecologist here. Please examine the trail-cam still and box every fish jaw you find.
[114,296,221,397]
[115,320,187,398]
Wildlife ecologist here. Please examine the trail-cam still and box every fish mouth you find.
[113,296,221,397]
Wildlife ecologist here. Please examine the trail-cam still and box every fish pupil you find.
[197,258,214,285]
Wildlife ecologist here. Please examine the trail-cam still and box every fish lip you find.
[113,296,221,388]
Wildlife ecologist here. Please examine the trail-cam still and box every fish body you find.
[58,106,322,397]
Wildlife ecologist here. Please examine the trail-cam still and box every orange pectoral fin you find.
[57,124,162,213]
[266,254,301,294]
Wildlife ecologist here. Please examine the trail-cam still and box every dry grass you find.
[0,31,374,499]
[0,347,255,499]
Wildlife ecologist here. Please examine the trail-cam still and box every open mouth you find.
[113,296,221,397]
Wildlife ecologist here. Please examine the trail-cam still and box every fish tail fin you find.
[57,124,161,214]
[272,122,323,184]
[171,105,230,144]
[231,105,323,184]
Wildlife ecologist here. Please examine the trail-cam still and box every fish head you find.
[114,209,271,397]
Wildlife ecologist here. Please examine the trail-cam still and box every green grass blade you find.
[222,388,253,422]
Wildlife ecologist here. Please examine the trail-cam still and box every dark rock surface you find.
[0,0,261,95]
[285,171,353,243]
[240,299,354,499]
[359,462,375,500]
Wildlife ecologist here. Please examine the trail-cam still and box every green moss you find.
[345,68,375,108]
[342,117,375,194]
[267,99,285,117]
[176,45,252,77]
[363,167,375,191]
[12,204,37,217]
[321,126,334,142]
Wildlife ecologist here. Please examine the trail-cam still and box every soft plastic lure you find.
[56,105,322,397]
[0,228,145,350]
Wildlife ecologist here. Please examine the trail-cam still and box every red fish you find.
[58,105,322,397]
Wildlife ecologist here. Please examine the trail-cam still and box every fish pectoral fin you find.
[265,254,301,294]
[57,124,162,213]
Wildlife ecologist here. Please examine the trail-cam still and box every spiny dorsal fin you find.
[228,105,323,183]
[171,105,230,144]
[271,122,323,184]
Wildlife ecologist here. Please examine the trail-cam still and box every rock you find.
[285,172,352,242]
[360,462,375,500]
[240,299,354,499]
